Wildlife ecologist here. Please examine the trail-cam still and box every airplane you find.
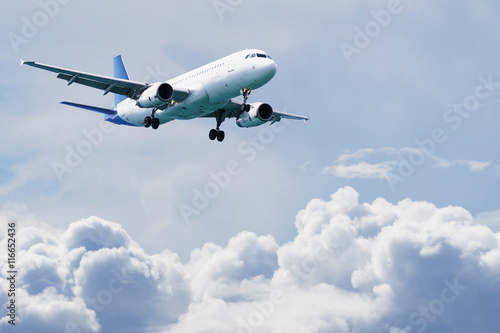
[21,49,309,142]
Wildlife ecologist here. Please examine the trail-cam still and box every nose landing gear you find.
[240,89,251,111]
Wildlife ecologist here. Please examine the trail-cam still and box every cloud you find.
[322,161,395,179]
[433,158,490,172]
[475,209,500,232]
[322,147,497,182]
[335,148,377,163]
[2,188,500,332]
[0,216,191,333]
[63,218,132,252]
[186,231,278,301]
[9,287,100,332]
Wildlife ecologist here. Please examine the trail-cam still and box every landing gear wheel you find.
[144,116,152,128]
[209,129,217,140]
[209,109,227,141]
[152,118,160,129]
[216,130,225,142]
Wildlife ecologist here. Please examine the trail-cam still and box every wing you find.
[21,60,189,102]
[270,110,309,124]
[204,100,310,123]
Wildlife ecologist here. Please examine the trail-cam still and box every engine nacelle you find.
[136,83,174,108]
[236,103,274,128]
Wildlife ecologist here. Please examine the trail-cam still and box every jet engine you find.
[136,83,174,108]
[236,103,273,127]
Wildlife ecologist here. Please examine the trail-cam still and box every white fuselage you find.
[115,49,277,126]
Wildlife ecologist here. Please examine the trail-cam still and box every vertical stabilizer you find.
[113,55,129,105]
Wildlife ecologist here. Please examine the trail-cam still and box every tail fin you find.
[113,55,129,106]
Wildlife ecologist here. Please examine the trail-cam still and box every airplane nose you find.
[266,60,277,78]
[271,60,277,74]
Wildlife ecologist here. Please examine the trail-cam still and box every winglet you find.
[20,59,24,68]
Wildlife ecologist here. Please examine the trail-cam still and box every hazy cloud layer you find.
[2,187,499,332]
[323,147,497,184]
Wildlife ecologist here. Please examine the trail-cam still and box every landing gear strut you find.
[209,110,225,142]
[144,109,160,130]
[241,89,251,112]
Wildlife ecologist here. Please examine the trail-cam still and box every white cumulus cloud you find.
[1,189,500,332]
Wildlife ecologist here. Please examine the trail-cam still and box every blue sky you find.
[1,1,500,332]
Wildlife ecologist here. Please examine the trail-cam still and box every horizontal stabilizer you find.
[61,101,116,115]
[274,111,309,121]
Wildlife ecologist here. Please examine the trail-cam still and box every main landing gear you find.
[241,89,251,112]
[209,110,225,142]
[143,109,160,130]
[208,90,251,142]
[209,128,225,142]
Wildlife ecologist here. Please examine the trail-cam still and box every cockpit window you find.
[245,53,272,59]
